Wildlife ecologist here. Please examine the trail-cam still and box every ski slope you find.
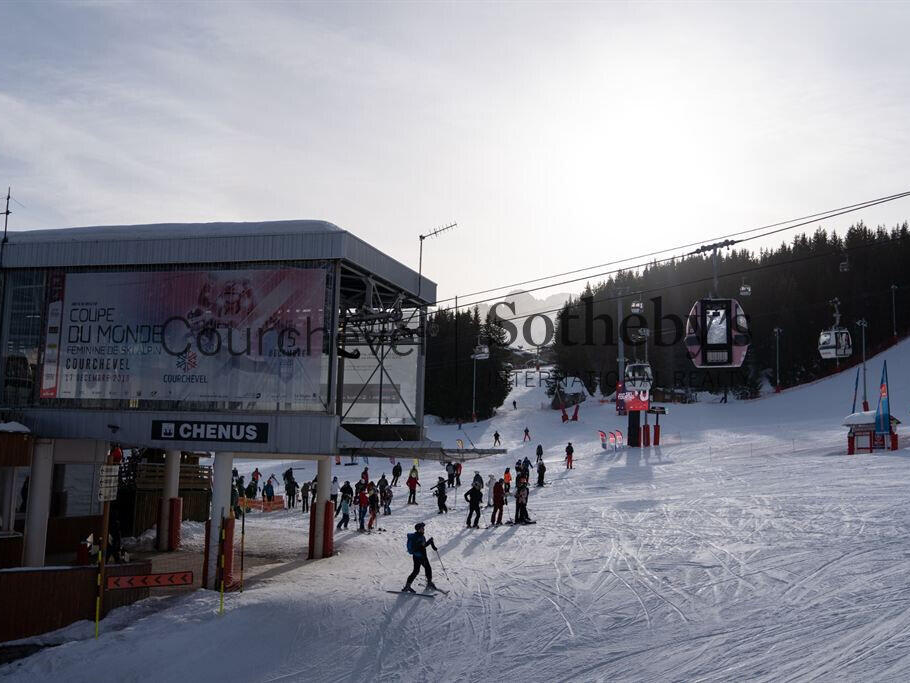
[4,342,910,681]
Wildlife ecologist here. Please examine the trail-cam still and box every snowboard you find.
[386,590,434,599]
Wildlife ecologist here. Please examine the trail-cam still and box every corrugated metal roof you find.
[2,219,436,304]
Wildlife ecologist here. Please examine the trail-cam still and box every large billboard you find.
[40,268,326,406]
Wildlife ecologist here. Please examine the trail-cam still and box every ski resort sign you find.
[40,268,325,404]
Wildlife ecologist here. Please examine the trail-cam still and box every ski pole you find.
[434,548,451,581]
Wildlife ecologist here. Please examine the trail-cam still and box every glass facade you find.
[340,309,421,425]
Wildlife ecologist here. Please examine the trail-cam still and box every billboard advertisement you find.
[41,268,326,406]
[616,381,650,413]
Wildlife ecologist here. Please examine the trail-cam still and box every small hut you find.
[842,411,900,454]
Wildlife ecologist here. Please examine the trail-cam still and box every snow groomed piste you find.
[4,339,910,681]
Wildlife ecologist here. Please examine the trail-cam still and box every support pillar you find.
[23,440,54,567]
[311,457,333,559]
[205,452,234,589]
[157,450,181,551]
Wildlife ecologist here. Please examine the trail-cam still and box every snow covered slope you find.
[4,342,910,681]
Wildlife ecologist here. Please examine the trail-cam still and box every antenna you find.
[417,222,457,298]
[2,187,10,245]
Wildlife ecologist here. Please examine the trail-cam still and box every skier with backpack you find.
[403,522,438,593]
[464,482,483,528]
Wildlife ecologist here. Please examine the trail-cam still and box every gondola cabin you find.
[684,298,750,368]
[818,328,852,359]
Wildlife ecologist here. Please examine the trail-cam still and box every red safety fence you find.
[238,496,285,512]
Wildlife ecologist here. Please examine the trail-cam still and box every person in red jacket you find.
[491,478,505,526]
[406,473,420,504]
[454,462,462,487]
[357,487,369,531]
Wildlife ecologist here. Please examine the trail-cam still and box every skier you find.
[251,467,261,484]
[357,486,369,531]
[565,442,574,469]
[431,476,448,514]
[472,471,484,489]
[330,476,339,507]
[403,522,438,593]
[503,467,512,496]
[523,427,531,442]
[491,478,505,525]
[464,482,483,528]
[381,485,393,515]
[361,467,369,485]
[522,456,532,478]
[454,462,463,487]
[486,474,495,506]
[515,480,531,524]
[337,480,353,517]
[300,481,311,512]
[536,444,544,463]
[286,476,299,508]
[512,400,517,410]
[536,459,547,487]
[446,461,455,488]
[336,494,351,530]
[263,478,275,503]
[406,472,420,504]
[493,431,501,446]
[378,473,389,496]
[391,461,403,486]
[367,484,380,531]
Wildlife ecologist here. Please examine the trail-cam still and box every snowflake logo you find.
[177,350,198,371]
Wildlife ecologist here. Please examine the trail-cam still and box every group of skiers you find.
[334,466,399,532]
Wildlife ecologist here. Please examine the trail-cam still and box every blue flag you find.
[852,366,860,414]
[874,361,891,435]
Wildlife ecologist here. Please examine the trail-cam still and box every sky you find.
[1,1,909,312]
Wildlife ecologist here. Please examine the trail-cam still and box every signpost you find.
[97,465,119,502]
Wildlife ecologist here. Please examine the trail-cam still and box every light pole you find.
[471,342,489,422]
[856,319,868,410]
[891,284,898,338]
[773,327,782,392]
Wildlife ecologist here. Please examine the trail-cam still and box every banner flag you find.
[874,361,891,435]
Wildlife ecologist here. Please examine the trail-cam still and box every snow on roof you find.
[0,421,30,433]
[7,219,343,243]
[843,411,901,426]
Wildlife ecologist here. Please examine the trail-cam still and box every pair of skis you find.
[386,585,449,599]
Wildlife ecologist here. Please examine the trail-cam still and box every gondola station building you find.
[0,220,456,637]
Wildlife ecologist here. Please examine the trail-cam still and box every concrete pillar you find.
[157,450,182,551]
[311,457,332,559]
[0,467,15,532]
[205,452,234,589]
[23,440,54,567]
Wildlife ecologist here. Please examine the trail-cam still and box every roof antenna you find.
[2,187,10,245]
[417,222,457,298]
